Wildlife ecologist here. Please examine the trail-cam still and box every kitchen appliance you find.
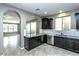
[47,35,54,45]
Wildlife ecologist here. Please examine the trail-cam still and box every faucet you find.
[61,32,63,35]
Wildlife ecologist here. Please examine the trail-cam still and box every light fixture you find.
[44,12,47,14]
[59,10,63,13]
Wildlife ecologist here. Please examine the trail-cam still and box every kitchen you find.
[24,9,79,54]
[1,3,79,56]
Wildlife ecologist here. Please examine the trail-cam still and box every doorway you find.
[3,10,21,55]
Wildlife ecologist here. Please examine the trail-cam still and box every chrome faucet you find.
[61,32,63,35]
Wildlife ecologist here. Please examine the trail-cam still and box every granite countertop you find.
[55,34,79,39]
[24,33,46,38]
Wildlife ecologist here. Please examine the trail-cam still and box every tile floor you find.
[3,35,79,56]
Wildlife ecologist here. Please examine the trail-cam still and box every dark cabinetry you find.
[29,36,42,49]
[74,40,79,53]
[42,35,47,43]
[54,36,79,53]
[24,36,42,50]
[75,13,79,30]
[42,18,53,29]
[24,35,47,50]
[54,36,61,47]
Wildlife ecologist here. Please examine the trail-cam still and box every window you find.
[3,23,18,33]
[55,16,71,30]
[14,24,18,32]
[55,18,62,30]
[26,22,36,37]
[8,24,14,32]
[31,22,36,36]
[26,23,31,37]
[63,16,71,30]
[3,24,8,32]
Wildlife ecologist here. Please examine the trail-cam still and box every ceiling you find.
[7,3,79,17]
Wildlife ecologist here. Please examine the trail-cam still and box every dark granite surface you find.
[55,34,79,39]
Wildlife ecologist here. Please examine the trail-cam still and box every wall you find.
[47,9,79,29]
[0,4,41,55]
[41,8,79,37]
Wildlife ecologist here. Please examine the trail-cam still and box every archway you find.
[3,10,21,54]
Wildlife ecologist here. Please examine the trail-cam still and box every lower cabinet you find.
[54,36,61,47]
[43,35,47,43]
[54,36,79,53]
[24,35,47,51]
[74,40,79,53]
[24,36,42,50]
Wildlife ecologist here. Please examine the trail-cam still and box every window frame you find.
[54,15,71,30]
[3,23,19,33]
[26,21,37,37]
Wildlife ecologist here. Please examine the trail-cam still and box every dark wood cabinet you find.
[65,39,74,51]
[29,36,42,49]
[42,35,47,43]
[42,18,53,29]
[24,37,29,50]
[75,13,79,30]
[24,35,47,50]
[24,36,42,50]
[54,36,61,47]
[74,40,79,53]
[54,36,79,53]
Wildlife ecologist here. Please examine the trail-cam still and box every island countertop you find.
[24,34,46,38]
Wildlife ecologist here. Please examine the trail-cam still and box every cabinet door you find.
[65,39,74,51]
[54,36,74,51]
[75,13,79,29]
[42,18,53,29]
[43,35,47,43]
[74,40,79,53]
[60,37,66,48]
[29,36,42,49]
[42,19,48,29]
[54,36,61,47]
[48,20,52,29]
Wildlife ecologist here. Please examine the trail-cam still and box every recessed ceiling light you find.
[59,10,63,13]
[44,12,47,14]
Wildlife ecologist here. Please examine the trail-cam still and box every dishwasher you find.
[47,35,54,45]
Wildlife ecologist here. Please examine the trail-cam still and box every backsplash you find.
[62,29,79,36]
[40,29,79,37]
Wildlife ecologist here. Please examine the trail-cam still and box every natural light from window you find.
[55,18,62,30]
[26,22,36,37]
[55,16,71,30]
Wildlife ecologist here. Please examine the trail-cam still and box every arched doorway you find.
[3,10,21,55]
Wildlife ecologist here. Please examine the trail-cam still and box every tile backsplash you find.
[40,29,79,37]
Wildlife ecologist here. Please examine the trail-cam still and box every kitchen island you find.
[24,34,47,50]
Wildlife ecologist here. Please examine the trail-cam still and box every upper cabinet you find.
[41,18,53,29]
[75,13,79,30]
